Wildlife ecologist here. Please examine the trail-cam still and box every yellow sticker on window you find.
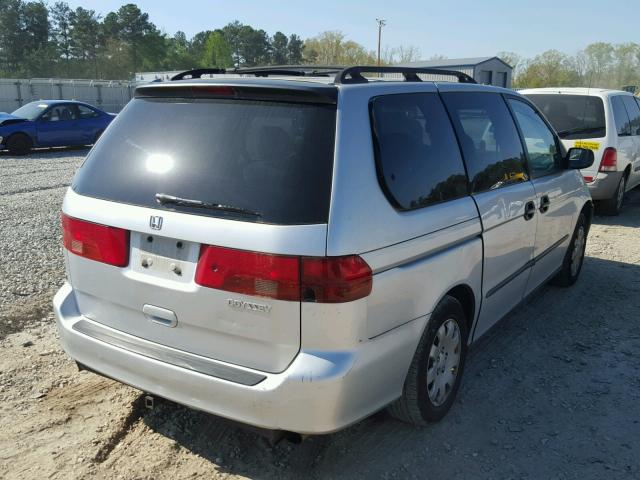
[574,140,600,150]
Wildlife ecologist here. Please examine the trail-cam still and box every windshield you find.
[11,102,49,120]
[524,94,606,139]
[72,97,336,225]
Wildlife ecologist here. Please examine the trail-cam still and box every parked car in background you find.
[54,66,594,435]
[522,88,640,215]
[0,100,115,155]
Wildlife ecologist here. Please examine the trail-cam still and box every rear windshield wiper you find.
[556,126,604,136]
[155,193,261,217]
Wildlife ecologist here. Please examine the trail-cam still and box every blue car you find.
[0,100,116,155]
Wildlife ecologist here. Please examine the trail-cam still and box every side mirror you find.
[567,148,594,170]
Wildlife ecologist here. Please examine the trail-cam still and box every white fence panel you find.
[0,78,134,113]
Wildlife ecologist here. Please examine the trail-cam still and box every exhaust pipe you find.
[144,395,155,410]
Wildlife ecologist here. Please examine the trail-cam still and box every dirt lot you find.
[1,150,639,480]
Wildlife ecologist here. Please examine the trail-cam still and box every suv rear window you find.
[72,97,336,225]
[523,94,606,140]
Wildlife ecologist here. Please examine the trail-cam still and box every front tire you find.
[600,174,626,216]
[388,295,468,425]
[553,212,587,287]
[6,133,32,155]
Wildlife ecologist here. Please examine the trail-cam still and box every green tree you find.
[287,34,303,64]
[304,31,375,65]
[514,50,580,88]
[201,31,233,68]
[50,2,74,75]
[70,7,102,77]
[271,31,288,64]
[103,4,163,74]
[0,0,25,74]
[163,31,196,70]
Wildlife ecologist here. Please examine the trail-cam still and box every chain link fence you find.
[0,78,134,114]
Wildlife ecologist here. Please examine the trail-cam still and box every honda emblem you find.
[149,216,163,230]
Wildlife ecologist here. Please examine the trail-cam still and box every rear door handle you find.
[524,201,536,221]
[143,304,178,328]
[539,195,550,213]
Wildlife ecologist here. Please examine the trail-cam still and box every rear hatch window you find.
[524,94,605,140]
[73,95,336,225]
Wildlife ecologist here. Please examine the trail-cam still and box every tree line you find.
[0,1,310,79]
[501,43,640,89]
[0,0,638,90]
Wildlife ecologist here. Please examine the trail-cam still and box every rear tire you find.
[6,133,32,155]
[600,174,626,216]
[553,212,587,287]
[388,295,468,425]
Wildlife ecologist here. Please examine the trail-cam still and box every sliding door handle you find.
[524,201,536,221]
[539,195,550,213]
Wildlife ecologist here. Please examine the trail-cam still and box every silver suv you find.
[54,66,594,435]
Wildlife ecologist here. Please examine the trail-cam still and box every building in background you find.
[399,57,513,88]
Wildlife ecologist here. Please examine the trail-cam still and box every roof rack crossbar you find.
[335,66,476,84]
[170,65,345,81]
[171,68,228,81]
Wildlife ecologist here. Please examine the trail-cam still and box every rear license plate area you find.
[131,232,199,282]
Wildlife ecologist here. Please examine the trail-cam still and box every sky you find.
[63,0,638,59]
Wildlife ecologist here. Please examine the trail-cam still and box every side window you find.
[508,99,563,178]
[42,105,76,122]
[611,96,631,136]
[441,92,528,193]
[621,96,640,136]
[76,105,99,119]
[370,93,468,211]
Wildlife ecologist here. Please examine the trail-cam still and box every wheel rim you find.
[616,177,625,210]
[571,225,585,277]
[426,318,461,407]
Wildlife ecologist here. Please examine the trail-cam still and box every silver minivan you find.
[54,66,594,435]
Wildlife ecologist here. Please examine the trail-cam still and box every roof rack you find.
[335,66,476,84]
[169,65,477,85]
[235,65,344,77]
[170,65,344,81]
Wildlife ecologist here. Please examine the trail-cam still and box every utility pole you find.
[376,18,386,67]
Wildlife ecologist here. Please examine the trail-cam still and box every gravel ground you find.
[1,150,639,479]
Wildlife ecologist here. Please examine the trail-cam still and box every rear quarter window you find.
[611,96,632,136]
[621,95,640,136]
[369,93,468,211]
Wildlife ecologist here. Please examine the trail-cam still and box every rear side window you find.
[508,99,563,178]
[370,93,468,211]
[611,96,632,136]
[524,94,606,139]
[621,95,640,136]
[73,97,336,225]
[442,92,528,193]
[76,104,99,119]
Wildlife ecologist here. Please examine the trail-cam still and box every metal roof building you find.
[399,56,513,88]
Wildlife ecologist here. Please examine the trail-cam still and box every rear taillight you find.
[301,256,372,303]
[599,147,617,172]
[61,214,129,267]
[195,245,300,301]
[195,245,372,303]
[583,175,594,183]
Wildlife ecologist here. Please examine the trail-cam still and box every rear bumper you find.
[586,171,623,200]
[54,282,424,434]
